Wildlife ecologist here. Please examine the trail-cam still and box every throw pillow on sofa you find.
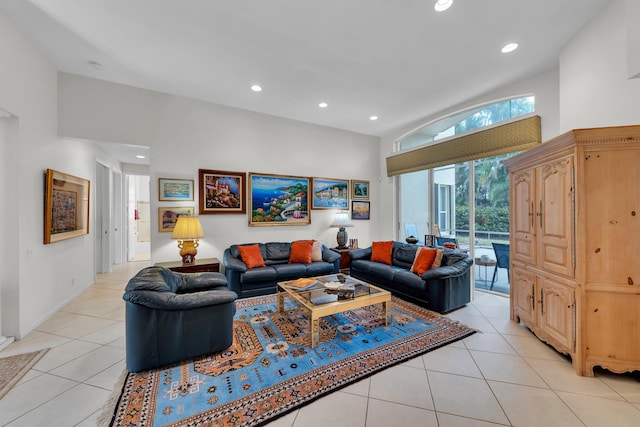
[289,240,314,264]
[371,241,393,265]
[238,244,266,269]
[410,247,438,275]
[311,240,323,262]
[432,248,445,268]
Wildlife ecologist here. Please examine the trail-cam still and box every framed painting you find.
[158,178,194,201]
[198,169,246,214]
[351,180,370,199]
[311,177,349,209]
[352,200,370,220]
[249,173,310,226]
[44,169,90,244]
[158,207,195,232]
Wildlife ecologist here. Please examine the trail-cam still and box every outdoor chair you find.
[490,242,510,290]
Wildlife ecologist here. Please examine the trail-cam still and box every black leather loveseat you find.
[350,242,473,313]
[223,241,340,298]
[123,266,237,372]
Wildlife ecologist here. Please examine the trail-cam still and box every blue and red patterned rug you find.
[103,295,474,427]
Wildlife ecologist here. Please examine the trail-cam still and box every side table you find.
[155,257,220,273]
[331,248,351,273]
[474,257,496,289]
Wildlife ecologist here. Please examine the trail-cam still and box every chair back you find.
[492,242,510,268]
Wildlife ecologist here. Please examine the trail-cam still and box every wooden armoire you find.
[503,125,640,376]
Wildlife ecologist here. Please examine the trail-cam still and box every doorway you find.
[127,174,151,261]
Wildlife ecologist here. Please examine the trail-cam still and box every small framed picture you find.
[311,177,349,209]
[351,180,369,199]
[158,178,194,201]
[352,200,370,220]
[158,207,195,232]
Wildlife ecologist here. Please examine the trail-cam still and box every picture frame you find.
[351,179,370,199]
[351,200,370,220]
[311,177,349,209]
[158,178,194,201]
[158,207,195,232]
[44,169,90,244]
[249,173,310,226]
[198,169,246,214]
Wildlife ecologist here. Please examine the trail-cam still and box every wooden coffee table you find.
[277,274,392,348]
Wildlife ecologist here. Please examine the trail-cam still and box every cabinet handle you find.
[529,201,534,227]
[531,285,535,311]
[538,289,544,315]
[536,201,543,228]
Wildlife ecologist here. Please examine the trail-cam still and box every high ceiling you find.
[1,0,609,140]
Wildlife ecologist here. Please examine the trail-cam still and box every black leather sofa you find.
[349,242,473,313]
[123,266,237,372]
[223,242,340,298]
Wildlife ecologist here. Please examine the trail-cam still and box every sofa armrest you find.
[223,249,248,273]
[322,248,340,263]
[420,258,472,281]
[124,288,237,310]
[179,272,228,293]
[349,247,372,261]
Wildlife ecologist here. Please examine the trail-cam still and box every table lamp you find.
[171,216,204,264]
[330,211,354,249]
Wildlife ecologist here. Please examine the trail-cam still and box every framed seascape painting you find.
[158,178,194,201]
[352,200,370,220]
[44,169,90,244]
[249,173,310,226]
[351,180,370,199]
[158,207,195,232]
[311,177,349,209]
[198,169,246,214]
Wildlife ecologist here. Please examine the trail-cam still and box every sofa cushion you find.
[265,242,291,262]
[238,244,266,269]
[410,247,437,275]
[289,240,313,264]
[273,263,307,280]
[305,261,335,276]
[367,261,397,282]
[311,240,323,262]
[240,266,277,283]
[393,243,419,269]
[393,270,428,292]
[371,241,393,265]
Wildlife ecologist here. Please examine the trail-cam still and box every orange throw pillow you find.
[238,244,266,269]
[289,240,314,264]
[371,241,393,265]
[410,247,438,276]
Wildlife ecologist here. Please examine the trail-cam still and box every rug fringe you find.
[97,369,129,427]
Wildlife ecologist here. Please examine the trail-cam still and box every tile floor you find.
[1,260,639,426]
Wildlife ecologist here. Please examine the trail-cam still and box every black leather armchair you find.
[123,266,237,372]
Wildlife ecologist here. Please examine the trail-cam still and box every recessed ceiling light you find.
[136,155,145,159]
[318,102,328,108]
[501,43,519,53]
[369,116,379,121]
[434,0,453,12]
[251,85,262,92]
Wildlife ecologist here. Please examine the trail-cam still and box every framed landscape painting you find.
[249,173,310,226]
[198,169,246,214]
[311,177,349,209]
[158,178,194,201]
[352,200,370,220]
[351,180,370,199]
[44,169,90,244]
[158,207,195,232]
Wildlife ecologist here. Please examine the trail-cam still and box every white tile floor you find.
[1,260,639,426]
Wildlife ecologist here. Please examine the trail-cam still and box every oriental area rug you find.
[102,295,475,427]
